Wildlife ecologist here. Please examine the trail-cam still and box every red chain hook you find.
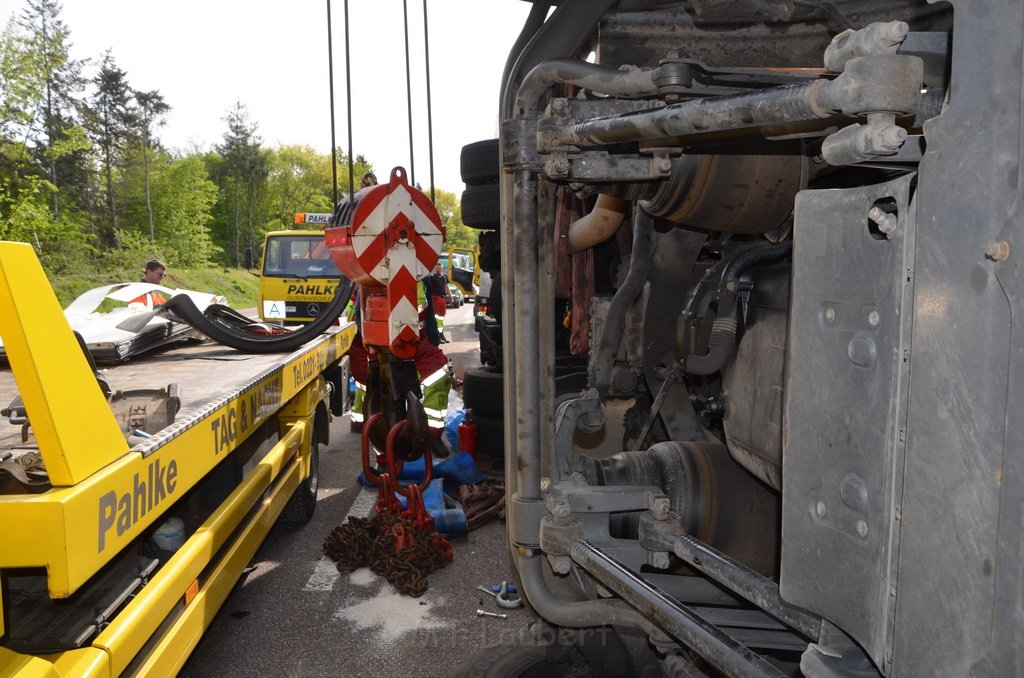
[360,411,434,500]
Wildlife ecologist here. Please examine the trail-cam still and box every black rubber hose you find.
[591,206,655,396]
[203,304,265,327]
[682,242,792,375]
[683,317,739,375]
[722,241,792,291]
[160,277,354,353]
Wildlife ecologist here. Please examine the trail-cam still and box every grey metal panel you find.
[893,1,1024,675]
[782,173,917,673]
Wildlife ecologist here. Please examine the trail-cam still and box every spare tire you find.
[463,366,504,417]
[461,184,500,230]
[473,412,505,461]
[460,139,501,186]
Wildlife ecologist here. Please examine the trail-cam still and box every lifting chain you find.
[323,507,449,597]
[323,412,452,597]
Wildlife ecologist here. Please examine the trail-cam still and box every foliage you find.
[152,156,219,266]
[0,174,53,243]
[0,173,84,245]
[98,227,166,277]
[262,144,334,229]
[83,51,136,244]
[12,0,87,217]
[214,101,267,266]
[433,187,476,249]
[133,88,170,240]
[0,0,467,295]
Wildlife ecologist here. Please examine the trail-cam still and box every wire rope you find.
[326,0,339,206]
[422,0,435,202]
[403,0,417,186]
[343,0,355,198]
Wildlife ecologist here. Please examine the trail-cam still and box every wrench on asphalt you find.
[476,609,508,619]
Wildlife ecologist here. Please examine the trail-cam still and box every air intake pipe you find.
[566,194,629,254]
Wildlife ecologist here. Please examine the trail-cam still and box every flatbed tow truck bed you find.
[0,341,332,452]
[0,242,355,677]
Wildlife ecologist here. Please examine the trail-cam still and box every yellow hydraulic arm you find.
[0,242,129,485]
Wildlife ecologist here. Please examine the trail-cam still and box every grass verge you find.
[48,267,261,309]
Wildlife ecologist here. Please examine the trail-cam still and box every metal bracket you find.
[501,118,543,171]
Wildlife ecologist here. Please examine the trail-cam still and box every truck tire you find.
[281,430,320,523]
[478,231,501,273]
[461,184,501,230]
[453,643,575,678]
[460,139,500,186]
[462,366,504,417]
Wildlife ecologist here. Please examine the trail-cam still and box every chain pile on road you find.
[323,507,450,597]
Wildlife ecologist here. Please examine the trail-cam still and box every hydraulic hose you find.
[684,318,739,376]
[160,277,354,353]
[591,206,656,396]
[722,242,793,292]
[682,242,792,375]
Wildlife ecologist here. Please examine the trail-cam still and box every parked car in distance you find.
[446,283,464,308]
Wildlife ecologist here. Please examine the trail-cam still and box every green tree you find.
[150,155,219,266]
[2,1,88,219]
[0,173,90,274]
[263,144,333,228]
[433,188,475,248]
[214,102,267,266]
[84,51,135,245]
[133,89,169,241]
[261,145,374,234]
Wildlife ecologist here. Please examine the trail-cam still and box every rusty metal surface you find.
[597,1,950,70]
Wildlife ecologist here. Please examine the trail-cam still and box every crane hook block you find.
[325,166,445,358]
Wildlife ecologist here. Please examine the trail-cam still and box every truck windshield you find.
[263,234,341,278]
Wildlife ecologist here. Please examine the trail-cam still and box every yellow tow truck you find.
[0,242,354,675]
[258,213,348,323]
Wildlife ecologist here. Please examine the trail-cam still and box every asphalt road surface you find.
[180,303,523,677]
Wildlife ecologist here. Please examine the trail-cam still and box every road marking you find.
[303,488,376,592]
[303,557,340,592]
[349,487,376,518]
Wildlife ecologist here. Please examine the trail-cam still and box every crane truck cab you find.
[259,213,348,323]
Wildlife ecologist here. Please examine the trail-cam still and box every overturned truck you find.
[478,0,1024,675]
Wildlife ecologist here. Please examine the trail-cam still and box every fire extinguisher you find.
[458,410,479,459]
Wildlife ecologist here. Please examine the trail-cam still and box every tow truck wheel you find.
[281,429,320,523]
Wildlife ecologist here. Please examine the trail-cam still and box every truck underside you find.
[495,1,1024,675]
